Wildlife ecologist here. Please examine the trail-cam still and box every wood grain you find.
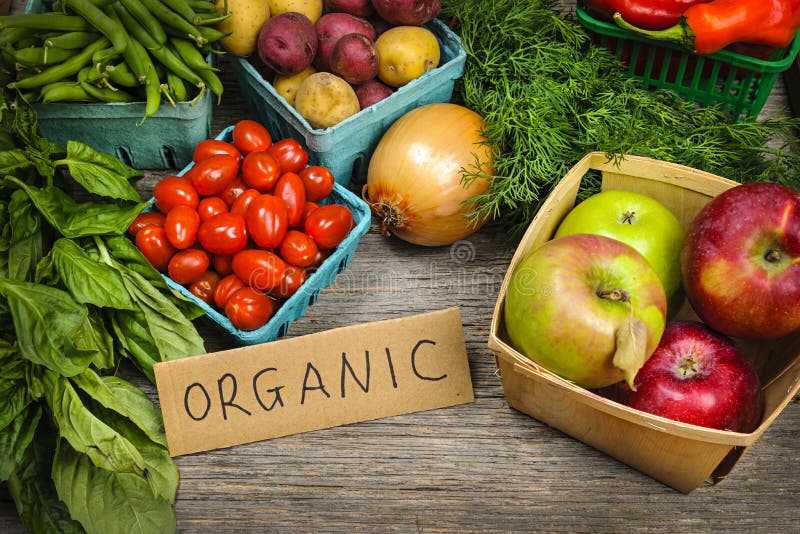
[1,3,798,532]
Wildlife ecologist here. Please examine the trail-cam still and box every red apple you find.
[602,321,763,433]
[681,182,800,339]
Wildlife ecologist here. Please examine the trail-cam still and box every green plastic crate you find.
[230,18,466,186]
[577,5,800,122]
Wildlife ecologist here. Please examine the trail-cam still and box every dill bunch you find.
[441,0,800,239]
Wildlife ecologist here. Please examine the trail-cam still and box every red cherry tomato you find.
[212,254,234,276]
[231,249,287,292]
[299,165,335,202]
[197,196,228,223]
[197,212,249,255]
[241,150,282,192]
[297,201,319,228]
[167,248,210,284]
[271,265,306,299]
[304,204,354,249]
[278,230,318,267]
[232,120,272,154]
[190,154,239,196]
[245,194,288,249]
[193,139,242,166]
[219,176,248,207]
[164,205,200,249]
[267,138,308,174]
[135,225,176,272]
[225,287,278,331]
[307,248,332,271]
[188,270,220,305]
[230,188,260,218]
[153,176,199,213]
[128,211,165,236]
[274,172,306,227]
[213,273,246,308]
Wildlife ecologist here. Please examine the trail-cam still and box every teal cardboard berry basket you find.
[229,18,467,186]
[152,125,371,345]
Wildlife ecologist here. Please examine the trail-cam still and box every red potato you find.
[330,33,378,84]
[323,0,374,18]
[371,0,440,25]
[354,78,393,108]
[314,12,376,72]
[258,12,319,76]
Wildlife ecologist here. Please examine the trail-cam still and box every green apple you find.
[554,190,684,306]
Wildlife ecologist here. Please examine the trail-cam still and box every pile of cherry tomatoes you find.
[128,120,355,331]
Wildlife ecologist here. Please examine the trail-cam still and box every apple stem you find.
[621,211,636,224]
[678,356,700,377]
[765,248,783,263]
[597,288,630,302]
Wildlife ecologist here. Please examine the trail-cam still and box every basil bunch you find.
[0,100,205,533]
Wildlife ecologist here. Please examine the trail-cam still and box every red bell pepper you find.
[583,0,711,30]
[614,0,800,55]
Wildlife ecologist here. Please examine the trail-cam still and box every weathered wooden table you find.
[2,7,799,533]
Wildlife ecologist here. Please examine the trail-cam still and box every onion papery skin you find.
[364,103,494,247]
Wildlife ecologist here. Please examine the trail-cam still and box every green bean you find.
[195,24,228,43]
[11,46,75,67]
[117,0,167,46]
[106,61,139,87]
[79,79,137,102]
[64,0,128,55]
[169,37,217,71]
[44,31,101,49]
[165,69,187,102]
[160,0,199,25]
[0,13,93,32]
[187,0,216,13]
[0,27,36,47]
[78,64,106,84]
[7,36,110,90]
[192,10,230,25]
[141,56,162,120]
[195,64,222,104]
[136,0,207,45]
[105,6,149,85]
[39,81,93,103]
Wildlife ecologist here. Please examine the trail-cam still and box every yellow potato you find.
[375,26,440,88]
[266,0,322,23]
[215,0,271,57]
[295,72,360,129]
[273,65,317,108]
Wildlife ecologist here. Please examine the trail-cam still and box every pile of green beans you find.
[0,0,229,121]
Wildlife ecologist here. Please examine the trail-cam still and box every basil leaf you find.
[56,141,142,202]
[44,372,146,477]
[9,189,40,242]
[0,374,31,433]
[0,404,41,482]
[0,149,32,179]
[0,200,10,252]
[8,230,44,282]
[72,370,167,448]
[7,425,84,534]
[72,313,116,371]
[0,279,91,376]
[109,310,160,383]
[51,238,136,310]
[52,439,176,534]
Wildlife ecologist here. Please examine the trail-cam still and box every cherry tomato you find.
[267,138,308,174]
[212,254,234,276]
[153,176,199,213]
[230,188,260,218]
[188,270,220,305]
[297,201,319,228]
[232,120,272,154]
[278,230,318,267]
[197,196,228,223]
[213,273,246,308]
[197,212,249,255]
[245,194,288,249]
[241,150,282,192]
[274,172,306,227]
[307,248,332,271]
[190,154,239,196]
[135,225,176,272]
[164,205,200,249]
[271,265,306,299]
[220,176,248,207]
[299,165,335,202]
[167,248,210,284]
[304,204,354,249]
[193,139,242,166]
[225,287,278,331]
[128,211,165,236]
[231,249,287,292]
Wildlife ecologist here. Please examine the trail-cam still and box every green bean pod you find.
[187,0,216,13]
[160,0,199,25]
[44,31,101,49]
[7,36,110,90]
[136,0,207,45]
[106,61,140,87]
[11,46,75,67]
[80,79,137,102]
[169,37,217,71]
[0,27,36,47]
[40,81,93,103]
[166,69,187,102]
[192,10,230,26]
[63,0,128,55]
[0,13,93,32]
[105,7,149,85]
[141,57,162,119]
[195,65,222,104]
[117,0,167,46]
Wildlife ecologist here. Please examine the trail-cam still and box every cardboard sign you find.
[154,307,474,456]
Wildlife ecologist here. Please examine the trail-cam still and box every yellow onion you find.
[363,103,494,246]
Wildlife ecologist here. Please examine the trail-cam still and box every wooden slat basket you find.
[488,152,800,493]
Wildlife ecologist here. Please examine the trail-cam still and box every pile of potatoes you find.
[216,0,442,129]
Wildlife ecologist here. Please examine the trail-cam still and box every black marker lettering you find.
[341,351,370,398]
[253,367,285,412]
[217,373,252,420]
[301,362,330,404]
[411,339,447,381]
[184,382,211,421]
[385,347,398,388]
